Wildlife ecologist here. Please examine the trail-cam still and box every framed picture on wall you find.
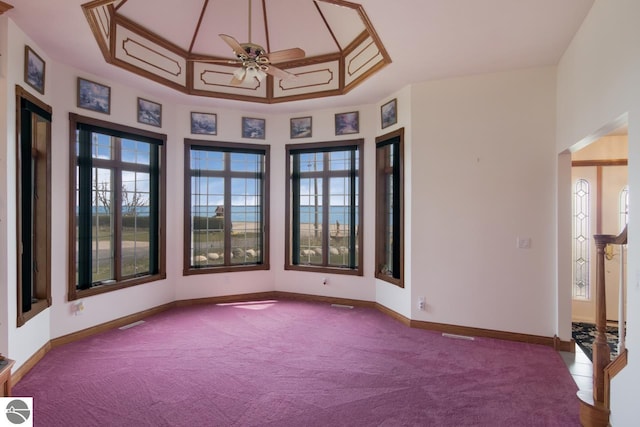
[77,78,111,114]
[242,117,265,139]
[191,112,217,135]
[24,45,45,94]
[381,98,397,129]
[137,97,162,127]
[290,116,312,139]
[335,111,359,135]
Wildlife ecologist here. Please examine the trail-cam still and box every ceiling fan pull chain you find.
[248,0,252,43]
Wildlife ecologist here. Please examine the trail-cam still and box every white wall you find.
[409,67,558,337]
[557,0,640,424]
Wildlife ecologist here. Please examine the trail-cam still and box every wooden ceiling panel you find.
[315,0,365,51]
[118,0,204,51]
[81,0,390,104]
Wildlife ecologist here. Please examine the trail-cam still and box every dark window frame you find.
[16,85,52,327]
[285,139,364,276]
[68,113,166,301]
[375,128,404,287]
[183,139,270,275]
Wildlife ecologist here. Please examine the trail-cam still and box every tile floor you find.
[560,345,593,393]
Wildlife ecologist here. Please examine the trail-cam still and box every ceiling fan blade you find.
[230,68,247,86]
[219,34,247,56]
[264,65,297,81]
[265,48,305,64]
[187,59,240,64]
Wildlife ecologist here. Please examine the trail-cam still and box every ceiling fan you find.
[193,0,305,86]
[216,34,305,85]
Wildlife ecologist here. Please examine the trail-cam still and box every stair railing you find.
[618,242,626,354]
[579,225,628,426]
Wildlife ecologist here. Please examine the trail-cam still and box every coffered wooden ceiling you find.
[82,0,391,104]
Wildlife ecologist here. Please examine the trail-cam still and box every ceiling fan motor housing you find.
[238,43,267,61]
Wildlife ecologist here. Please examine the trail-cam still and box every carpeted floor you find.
[14,300,579,426]
[571,322,619,362]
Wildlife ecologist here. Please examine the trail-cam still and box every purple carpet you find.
[14,300,579,426]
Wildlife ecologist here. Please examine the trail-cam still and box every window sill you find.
[17,298,51,327]
[285,264,363,276]
[375,272,404,288]
[183,264,269,275]
[69,273,166,301]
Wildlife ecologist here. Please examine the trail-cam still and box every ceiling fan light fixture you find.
[246,65,265,82]
[233,67,246,81]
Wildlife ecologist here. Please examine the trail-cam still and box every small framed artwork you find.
[335,111,359,135]
[77,78,111,114]
[191,112,217,135]
[24,45,45,94]
[290,116,312,139]
[242,117,265,139]
[137,97,162,127]
[381,98,397,129]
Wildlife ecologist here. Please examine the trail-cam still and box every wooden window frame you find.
[68,113,166,301]
[285,139,364,276]
[375,128,404,287]
[16,85,52,326]
[183,139,270,274]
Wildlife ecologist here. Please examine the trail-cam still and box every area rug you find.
[572,322,619,361]
[14,300,580,426]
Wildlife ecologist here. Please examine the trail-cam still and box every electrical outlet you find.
[517,237,531,249]
[418,296,426,311]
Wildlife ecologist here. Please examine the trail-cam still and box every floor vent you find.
[118,320,145,330]
[331,304,354,309]
[442,332,475,341]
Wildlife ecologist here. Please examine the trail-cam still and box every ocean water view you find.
[91,206,359,225]
[192,206,359,224]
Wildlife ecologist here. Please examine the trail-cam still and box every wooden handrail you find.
[582,225,627,426]
[604,348,628,408]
